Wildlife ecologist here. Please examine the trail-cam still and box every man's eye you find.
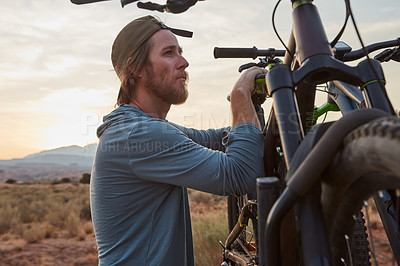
[165,50,172,55]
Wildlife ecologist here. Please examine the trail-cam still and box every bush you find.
[22,224,46,243]
[79,173,91,184]
[0,185,90,238]
[65,212,84,238]
[0,204,20,234]
[5,179,16,184]
[61,177,71,183]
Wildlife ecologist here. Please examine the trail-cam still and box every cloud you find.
[1,0,400,159]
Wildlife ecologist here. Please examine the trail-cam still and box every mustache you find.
[176,71,189,80]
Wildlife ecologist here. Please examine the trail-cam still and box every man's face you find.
[143,29,189,105]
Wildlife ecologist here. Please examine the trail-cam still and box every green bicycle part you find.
[313,102,340,122]
[253,62,283,102]
[360,79,386,90]
[253,75,268,104]
[292,0,313,9]
[268,61,283,69]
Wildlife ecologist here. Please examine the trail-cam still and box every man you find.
[90,15,266,265]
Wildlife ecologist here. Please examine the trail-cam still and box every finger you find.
[245,67,267,79]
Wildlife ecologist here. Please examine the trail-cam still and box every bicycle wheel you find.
[227,195,240,232]
[321,116,400,265]
[226,194,258,265]
[347,211,370,265]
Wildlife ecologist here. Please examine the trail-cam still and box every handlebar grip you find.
[342,38,400,62]
[214,46,258,59]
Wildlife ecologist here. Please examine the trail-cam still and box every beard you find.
[144,66,189,105]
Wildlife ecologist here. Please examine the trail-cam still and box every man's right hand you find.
[230,67,268,129]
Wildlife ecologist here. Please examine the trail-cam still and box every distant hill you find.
[0,144,97,182]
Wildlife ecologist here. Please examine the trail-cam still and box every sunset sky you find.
[1,0,399,159]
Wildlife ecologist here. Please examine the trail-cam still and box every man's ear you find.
[127,57,142,78]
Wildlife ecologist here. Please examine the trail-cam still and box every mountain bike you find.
[71,0,400,265]
[212,0,400,265]
[216,38,400,265]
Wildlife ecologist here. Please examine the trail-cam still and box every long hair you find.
[116,37,153,106]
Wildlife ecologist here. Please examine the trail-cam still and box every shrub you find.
[83,221,94,235]
[79,202,92,221]
[22,224,46,243]
[80,173,91,184]
[65,212,85,239]
[189,190,213,205]
[61,177,71,183]
[5,179,16,184]
[0,204,20,234]
[0,184,90,233]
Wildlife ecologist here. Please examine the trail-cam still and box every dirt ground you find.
[368,224,398,266]
[0,235,98,266]
[0,200,396,266]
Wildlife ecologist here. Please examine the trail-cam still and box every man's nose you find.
[178,54,189,69]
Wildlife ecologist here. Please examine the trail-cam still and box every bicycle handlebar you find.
[136,0,202,13]
[214,39,399,62]
[342,38,400,62]
[71,0,201,13]
[213,46,286,59]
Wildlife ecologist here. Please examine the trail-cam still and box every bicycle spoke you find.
[344,234,354,266]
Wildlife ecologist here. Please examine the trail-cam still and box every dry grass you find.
[189,190,228,265]
[0,183,97,266]
[0,184,229,265]
[0,184,396,266]
[192,211,228,265]
[0,184,92,241]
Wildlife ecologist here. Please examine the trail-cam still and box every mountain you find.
[0,144,97,182]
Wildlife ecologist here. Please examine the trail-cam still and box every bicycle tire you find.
[349,212,370,265]
[321,116,400,265]
[227,195,240,232]
[226,195,257,265]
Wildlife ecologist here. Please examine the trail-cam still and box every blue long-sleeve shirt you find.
[90,104,264,265]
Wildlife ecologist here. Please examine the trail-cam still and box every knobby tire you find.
[322,116,400,265]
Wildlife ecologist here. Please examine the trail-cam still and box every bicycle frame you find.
[259,1,398,266]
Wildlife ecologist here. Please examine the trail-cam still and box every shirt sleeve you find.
[167,121,229,151]
[127,120,264,196]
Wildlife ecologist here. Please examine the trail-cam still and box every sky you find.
[0,0,399,159]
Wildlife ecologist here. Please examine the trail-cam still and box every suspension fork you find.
[266,64,303,168]
[262,2,336,266]
[357,59,395,114]
[357,59,400,264]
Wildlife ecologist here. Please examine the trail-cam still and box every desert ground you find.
[0,184,396,266]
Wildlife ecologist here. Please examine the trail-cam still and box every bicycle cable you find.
[329,0,350,48]
[272,0,294,60]
[345,0,386,91]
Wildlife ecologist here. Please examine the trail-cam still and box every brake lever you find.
[136,0,200,13]
[239,63,258,73]
[166,0,198,13]
[121,0,140,7]
[390,48,400,62]
[137,1,166,12]
[374,47,400,62]
[238,58,274,73]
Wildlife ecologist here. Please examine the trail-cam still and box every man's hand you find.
[230,67,268,129]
